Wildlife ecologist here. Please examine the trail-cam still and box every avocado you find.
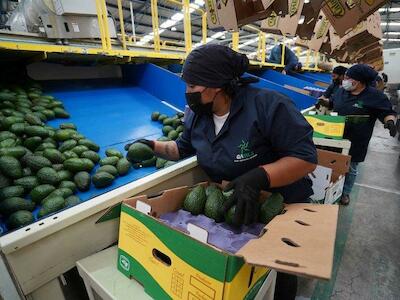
[259,193,284,224]
[204,187,226,222]
[151,112,160,121]
[92,172,114,188]
[126,142,154,163]
[7,210,35,229]
[183,185,207,215]
[0,156,22,179]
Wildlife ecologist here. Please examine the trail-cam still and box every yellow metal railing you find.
[0,0,323,71]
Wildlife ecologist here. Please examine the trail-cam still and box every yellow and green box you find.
[115,189,269,300]
[305,114,345,139]
[98,184,339,300]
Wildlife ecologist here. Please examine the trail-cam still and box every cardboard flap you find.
[237,203,338,280]
[131,186,189,217]
[317,149,351,181]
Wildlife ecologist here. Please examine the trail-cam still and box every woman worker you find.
[134,44,317,300]
[330,64,397,205]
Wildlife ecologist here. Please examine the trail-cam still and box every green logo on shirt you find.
[235,140,258,162]
[353,100,364,109]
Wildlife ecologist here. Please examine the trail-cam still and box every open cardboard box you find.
[322,0,387,37]
[310,149,351,204]
[206,0,276,31]
[99,181,339,299]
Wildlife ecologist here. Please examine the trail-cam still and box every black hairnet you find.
[332,66,347,76]
[182,44,250,88]
[346,64,378,85]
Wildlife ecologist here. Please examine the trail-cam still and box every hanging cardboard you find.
[322,0,388,37]
[261,0,305,36]
[295,0,324,40]
[206,0,276,31]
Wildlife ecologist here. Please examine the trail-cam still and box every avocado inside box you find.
[159,209,265,254]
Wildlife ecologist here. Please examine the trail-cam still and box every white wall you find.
[383,48,400,84]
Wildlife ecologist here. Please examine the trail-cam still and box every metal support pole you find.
[182,0,192,53]
[95,0,107,50]
[117,0,127,50]
[260,32,266,64]
[232,32,239,51]
[305,49,310,68]
[281,42,285,68]
[100,0,111,50]
[129,1,136,41]
[150,0,161,52]
[202,12,207,44]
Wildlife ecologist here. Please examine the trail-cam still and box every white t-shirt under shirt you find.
[213,112,229,135]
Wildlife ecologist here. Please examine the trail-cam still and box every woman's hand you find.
[222,168,270,226]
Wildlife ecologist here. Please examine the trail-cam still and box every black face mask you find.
[333,78,341,85]
[185,89,214,116]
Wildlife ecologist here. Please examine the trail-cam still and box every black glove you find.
[316,98,330,108]
[384,120,397,137]
[124,139,155,151]
[222,168,270,226]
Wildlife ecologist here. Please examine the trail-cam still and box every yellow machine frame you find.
[0,0,322,71]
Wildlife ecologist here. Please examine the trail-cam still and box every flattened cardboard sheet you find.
[237,203,338,280]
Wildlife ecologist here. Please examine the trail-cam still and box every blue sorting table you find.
[251,69,323,91]
[243,73,317,110]
[290,72,331,85]
[304,72,332,83]
[0,63,187,235]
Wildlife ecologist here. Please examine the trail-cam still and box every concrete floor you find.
[297,123,400,300]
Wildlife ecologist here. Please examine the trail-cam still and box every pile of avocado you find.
[0,83,134,231]
[183,185,284,226]
[91,148,132,188]
[151,111,184,141]
[0,83,84,229]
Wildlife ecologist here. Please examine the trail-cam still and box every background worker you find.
[132,44,318,300]
[269,44,302,75]
[329,64,397,205]
[319,65,348,103]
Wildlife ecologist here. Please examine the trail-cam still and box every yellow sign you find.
[289,0,300,16]
[267,12,278,27]
[207,0,218,24]
[327,0,345,17]
[316,19,330,39]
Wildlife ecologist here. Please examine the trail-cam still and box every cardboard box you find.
[305,114,346,139]
[309,149,351,204]
[103,183,339,300]
[261,0,305,36]
[296,0,324,40]
[206,0,276,31]
[322,0,387,37]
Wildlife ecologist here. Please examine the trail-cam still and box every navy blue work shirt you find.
[332,86,396,162]
[176,85,318,203]
[323,82,340,100]
[269,45,299,72]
